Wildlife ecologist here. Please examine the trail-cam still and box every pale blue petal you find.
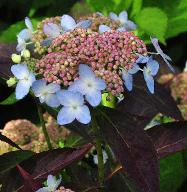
[128,63,139,74]
[16,79,30,99]
[95,78,106,90]
[18,29,32,41]
[143,67,154,94]
[85,90,102,107]
[46,83,60,93]
[45,94,60,108]
[99,25,111,34]
[68,80,86,94]
[36,187,50,192]
[125,20,137,30]
[47,175,61,190]
[147,57,159,76]
[32,80,47,97]
[27,72,36,85]
[136,54,149,64]
[122,71,133,91]
[25,17,33,31]
[150,37,174,72]
[16,36,26,52]
[39,96,46,103]
[117,27,126,32]
[76,20,92,29]
[162,57,175,72]
[119,11,128,24]
[56,90,84,106]
[57,106,76,125]
[162,52,172,61]
[79,64,95,78]
[43,23,61,38]
[11,64,29,79]
[109,12,118,21]
[61,15,76,31]
[75,105,91,124]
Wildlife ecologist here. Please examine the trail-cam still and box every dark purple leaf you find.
[30,143,92,180]
[98,108,159,192]
[120,73,183,124]
[147,121,187,159]
[17,165,41,192]
[0,150,34,174]
[0,44,16,79]
[0,132,22,150]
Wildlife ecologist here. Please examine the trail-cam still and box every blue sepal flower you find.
[61,14,92,32]
[121,64,139,91]
[16,35,26,52]
[56,90,91,125]
[11,64,35,100]
[143,57,159,94]
[32,80,60,108]
[150,37,174,72]
[109,11,137,31]
[18,17,33,41]
[69,64,106,107]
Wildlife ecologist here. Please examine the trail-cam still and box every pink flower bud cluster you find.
[36,28,147,95]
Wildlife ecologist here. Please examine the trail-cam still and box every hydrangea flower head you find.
[151,37,174,72]
[18,17,33,41]
[109,11,137,31]
[11,64,35,99]
[57,90,91,125]
[32,80,60,107]
[36,175,61,192]
[69,64,106,107]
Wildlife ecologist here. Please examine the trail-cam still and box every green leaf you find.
[130,0,142,17]
[135,7,168,43]
[0,92,18,105]
[0,150,34,174]
[160,152,187,192]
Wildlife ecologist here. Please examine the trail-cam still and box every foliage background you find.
[0,0,187,191]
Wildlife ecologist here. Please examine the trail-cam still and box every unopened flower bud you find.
[6,77,17,87]
[11,54,21,63]
[21,49,30,59]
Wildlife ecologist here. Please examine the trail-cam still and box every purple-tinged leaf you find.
[147,121,187,159]
[120,73,183,123]
[98,108,159,192]
[0,44,16,79]
[0,132,22,150]
[17,165,41,192]
[0,150,34,173]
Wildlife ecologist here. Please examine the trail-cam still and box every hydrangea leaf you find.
[135,7,168,43]
[0,92,18,105]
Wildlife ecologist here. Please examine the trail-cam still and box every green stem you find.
[36,103,53,150]
[92,115,104,191]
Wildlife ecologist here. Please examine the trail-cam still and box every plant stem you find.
[36,103,53,150]
[92,115,104,191]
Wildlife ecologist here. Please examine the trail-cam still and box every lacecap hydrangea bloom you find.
[9,11,174,125]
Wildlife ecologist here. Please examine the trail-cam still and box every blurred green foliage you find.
[1,0,187,44]
[160,152,187,192]
[86,0,187,43]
